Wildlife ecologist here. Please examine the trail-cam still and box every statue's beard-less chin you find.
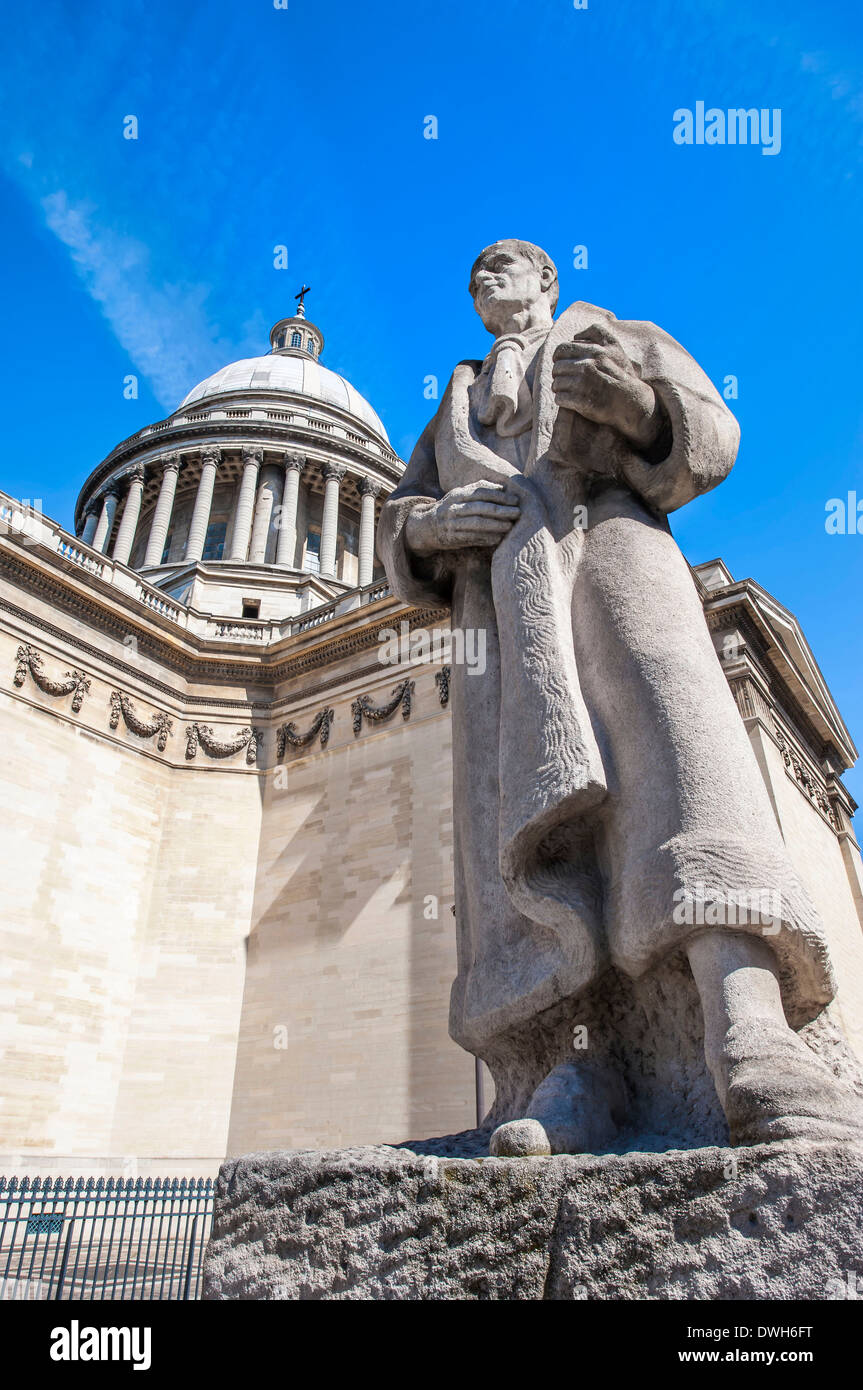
[476,296,525,335]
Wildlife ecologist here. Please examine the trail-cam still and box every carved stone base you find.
[203,1137,863,1300]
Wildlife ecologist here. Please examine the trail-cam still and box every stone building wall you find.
[226,675,469,1155]
[0,616,261,1176]
[0,536,478,1173]
[751,728,863,1060]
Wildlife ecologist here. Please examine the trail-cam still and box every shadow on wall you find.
[223,727,473,1155]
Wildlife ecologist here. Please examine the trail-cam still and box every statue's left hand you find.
[552,323,667,454]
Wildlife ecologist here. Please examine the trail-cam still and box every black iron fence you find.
[0,1175,214,1300]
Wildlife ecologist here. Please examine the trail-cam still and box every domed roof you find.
[180,353,390,444]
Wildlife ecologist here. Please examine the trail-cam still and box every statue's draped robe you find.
[378,301,833,1063]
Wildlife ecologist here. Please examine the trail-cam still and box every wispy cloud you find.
[0,0,267,413]
[40,190,257,411]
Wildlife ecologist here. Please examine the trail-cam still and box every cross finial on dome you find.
[294,284,311,319]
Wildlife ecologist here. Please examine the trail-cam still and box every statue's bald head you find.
[469,240,559,337]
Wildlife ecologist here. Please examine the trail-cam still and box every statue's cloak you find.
[378,301,833,1059]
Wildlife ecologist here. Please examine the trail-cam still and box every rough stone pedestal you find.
[203,1138,863,1300]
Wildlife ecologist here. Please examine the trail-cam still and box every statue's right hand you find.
[405,481,521,555]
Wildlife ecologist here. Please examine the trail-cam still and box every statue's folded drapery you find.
[378,302,833,1062]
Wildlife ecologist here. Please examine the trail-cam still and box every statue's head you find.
[469,239,559,336]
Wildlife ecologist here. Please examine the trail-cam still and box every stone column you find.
[111,466,145,565]
[228,447,262,561]
[358,477,381,587]
[275,454,305,568]
[92,485,120,554]
[185,446,222,563]
[248,460,283,564]
[80,505,99,548]
[143,453,181,567]
[319,462,346,578]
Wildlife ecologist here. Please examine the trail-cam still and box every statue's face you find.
[471,247,549,333]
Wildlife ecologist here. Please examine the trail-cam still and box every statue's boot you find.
[713,1022,863,1146]
[489,1061,624,1157]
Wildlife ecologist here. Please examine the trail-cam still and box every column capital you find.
[101,480,122,500]
[322,461,346,484]
[199,445,222,467]
[125,465,146,487]
[242,445,264,465]
[284,452,307,473]
[358,476,382,499]
[161,452,182,475]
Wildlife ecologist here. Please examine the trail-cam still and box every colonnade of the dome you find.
[77,446,383,587]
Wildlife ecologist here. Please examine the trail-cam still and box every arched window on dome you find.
[291,331,302,348]
[307,337,316,356]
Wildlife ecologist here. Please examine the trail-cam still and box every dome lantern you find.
[269,284,324,360]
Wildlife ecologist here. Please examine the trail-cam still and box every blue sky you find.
[1,0,861,794]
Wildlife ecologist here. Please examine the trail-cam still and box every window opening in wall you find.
[202,520,227,561]
[305,527,321,573]
[241,599,261,620]
[291,331,302,347]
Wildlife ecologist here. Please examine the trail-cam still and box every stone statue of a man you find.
[378,239,861,1155]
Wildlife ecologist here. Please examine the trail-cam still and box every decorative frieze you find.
[185,722,262,764]
[276,708,334,757]
[109,691,173,752]
[13,643,90,713]
[435,665,451,707]
[351,679,414,735]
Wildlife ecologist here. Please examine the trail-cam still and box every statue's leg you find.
[687,930,863,1145]
[489,1059,626,1157]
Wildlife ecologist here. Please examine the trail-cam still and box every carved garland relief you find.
[10,644,451,765]
[773,720,838,830]
[276,708,335,757]
[185,723,262,765]
[351,678,414,734]
[109,691,173,752]
[13,643,90,713]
